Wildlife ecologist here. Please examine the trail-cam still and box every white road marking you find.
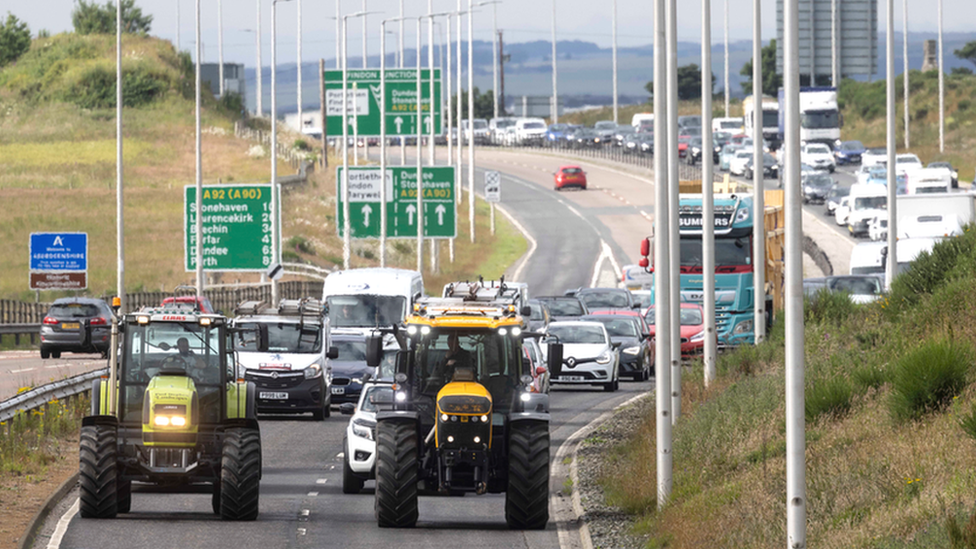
[10,368,35,374]
[335,452,344,459]
[316,478,328,484]
[300,509,310,516]
[492,200,538,283]
[297,528,307,536]
[46,498,78,549]
[307,491,319,497]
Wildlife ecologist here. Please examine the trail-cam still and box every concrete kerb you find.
[552,390,653,549]
[17,472,78,549]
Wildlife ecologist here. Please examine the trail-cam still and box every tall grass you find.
[889,339,974,423]
[0,396,88,474]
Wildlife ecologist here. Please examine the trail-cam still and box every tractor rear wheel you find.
[375,420,419,528]
[79,424,119,519]
[219,427,262,521]
[505,421,550,530]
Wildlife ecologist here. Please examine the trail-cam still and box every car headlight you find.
[735,207,750,223]
[690,331,705,342]
[351,418,375,441]
[351,377,362,385]
[304,361,323,379]
[732,319,754,335]
[596,351,613,364]
[622,346,641,355]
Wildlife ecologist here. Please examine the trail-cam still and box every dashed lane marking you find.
[307,492,319,497]
[10,368,35,374]
[316,478,328,484]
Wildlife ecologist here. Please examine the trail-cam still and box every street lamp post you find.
[271,0,294,303]
[195,0,204,296]
[550,0,558,124]
[666,0,681,422]
[753,0,766,345]
[492,2,500,120]
[218,0,224,97]
[297,0,303,127]
[612,0,618,124]
[256,0,264,114]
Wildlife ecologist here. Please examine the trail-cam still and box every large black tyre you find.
[117,480,132,514]
[212,482,221,515]
[219,427,262,521]
[40,348,50,359]
[79,424,119,519]
[374,421,419,528]
[342,438,365,494]
[505,421,550,530]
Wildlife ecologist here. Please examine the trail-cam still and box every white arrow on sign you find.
[435,204,446,226]
[423,116,431,133]
[361,204,373,227]
[405,204,416,225]
[394,116,403,133]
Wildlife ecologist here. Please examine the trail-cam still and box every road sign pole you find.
[342,16,351,269]
[702,0,716,386]
[297,0,302,127]
[753,0,765,344]
[416,18,425,272]
[456,3,463,205]
[428,1,436,166]
[115,0,125,314]
[380,21,388,268]
[653,0,672,507]
[611,0,618,124]
[666,0,681,423]
[724,0,729,116]
[271,0,282,302]
[353,82,359,166]
[886,0,898,290]
[256,0,263,116]
[467,0,476,243]
[784,0,807,543]
[902,0,909,148]
[195,0,204,296]
[490,203,495,235]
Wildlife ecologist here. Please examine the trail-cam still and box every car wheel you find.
[52,351,61,359]
[40,348,50,359]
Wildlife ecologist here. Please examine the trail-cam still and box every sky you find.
[7,0,972,67]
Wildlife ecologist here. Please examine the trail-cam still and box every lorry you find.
[743,95,781,148]
[638,193,779,346]
[364,283,558,529]
[778,86,841,147]
[81,301,262,520]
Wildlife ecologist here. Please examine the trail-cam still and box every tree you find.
[643,64,716,101]
[450,87,494,123]
[954,41,976,71]
[740,39,782,95]
[0,12,31,67]
[72,0,152,35]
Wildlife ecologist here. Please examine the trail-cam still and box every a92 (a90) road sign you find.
[185,184,276,272]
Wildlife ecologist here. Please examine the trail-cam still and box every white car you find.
[801,143,836,172]
[895,153,924,175]
[341,381,393,493]
[834,196,851,226]
[544,321,620,392]
[729,148,754,176]
[868,212,887,242]
[862,148,887,168]
[515,118,548,145]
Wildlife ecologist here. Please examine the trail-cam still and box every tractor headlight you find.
[690,331,705,342]
[154,414,187,427]
[732,319,754,335]
[352,418,375,441]
[596,351,613,364]
[622,346,641,356]
[304,361,323,379]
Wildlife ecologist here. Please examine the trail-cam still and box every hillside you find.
[0,33,524,301]
[560,71,976,182]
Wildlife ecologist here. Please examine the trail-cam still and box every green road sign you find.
[337,166,456,239]
[185,184,276,271]
[324,69,442,137]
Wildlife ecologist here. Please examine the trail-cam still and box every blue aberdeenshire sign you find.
[30,233,88,271]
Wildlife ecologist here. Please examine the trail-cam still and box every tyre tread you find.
[374,421,419,528]
[505,421,550,530]
[219,427,262,521]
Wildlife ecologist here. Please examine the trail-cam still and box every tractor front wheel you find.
[219,427,262,521]
[505,420,550,530]
[117,479,132,514]
[375,420,419,528]
[79,424,119,519]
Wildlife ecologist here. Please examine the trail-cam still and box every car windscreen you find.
[828,277,881,295]
[807,175,833,187]
[542,299,585,316]
[333,339,367,361]
[529,303,545,320]
[524,122,545,129]
[235,322,322,353]
[327,295,406,328]
[680,308,703,325]
[48,303,101,318]
[546,325,605,344]
[578,291,630,309]
[591,317,639,338]
[854,196,886,210]
[473,120,488,129]
[842,141,864,151]
[762,111,779,127]
[800,111,839,130]
[562,167,583,175]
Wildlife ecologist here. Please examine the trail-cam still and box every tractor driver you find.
[176,337,213,382]
[443,333,474,379]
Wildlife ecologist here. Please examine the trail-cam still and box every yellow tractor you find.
[366,281,563,529]
[81,302,262,520]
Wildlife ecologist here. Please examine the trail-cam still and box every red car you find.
[160,295,217,314]
[677,135,691,158]
[554,165,587,190]
[643,302,708,357]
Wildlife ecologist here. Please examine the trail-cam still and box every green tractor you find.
[80,303,262,520]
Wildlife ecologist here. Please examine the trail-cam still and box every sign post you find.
[184,184,276,272]
[484,170,501,235]
[337,166,456,239]
[29,233,88,290]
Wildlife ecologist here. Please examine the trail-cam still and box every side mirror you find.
[365,335,383,367]
[520,305,532,317]
[326,346,339,360]
[339,403,356,415]
[547,342,563,378]
[362,372,372,384]
[611,341,622,349]
[631,302,641,309]
[535,365,547,376]
[642,332,651,340]
[640,237,650,258]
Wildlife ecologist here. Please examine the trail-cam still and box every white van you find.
[712,117,744,134]
[515,118,548,145]
[906,167,952,194]
[322,268,424,334]
[845,184,888,237]
[849,242,886,276]
[631,113,654,129]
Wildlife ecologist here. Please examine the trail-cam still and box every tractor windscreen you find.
[120,322,222,424]
[412,329,523,414]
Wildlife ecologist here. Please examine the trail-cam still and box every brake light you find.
[43,317,59,325]
[90,317,108,326]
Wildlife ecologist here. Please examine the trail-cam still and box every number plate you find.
[61,323,81,330]
[559,375,584,381]
[259,392,288,400]
[331,387,345,395]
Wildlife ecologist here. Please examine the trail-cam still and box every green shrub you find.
[60,63,165,109]
[945,507,976,549]
[959,100,972,111]
[960,402,976,442]
[852,363,888,392]
[916,107,929,120]
[889,339,974,423]
[887,226,976,314]
[806,376,854,422]
[286,235,314,255]
[805,288,856,325]
[281,249,301,263]
[293,139,311,151]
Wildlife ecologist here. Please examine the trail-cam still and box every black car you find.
[743,152,780,180]
[581,313,653,381]
[571,128,603,148]
[623,133,643,154]
[575,288,640,311]
[613,125,636,147]
[526,299,552,333]
[825,184,850,216]
[328,333,376,405]
[686,137,704,165]
[638,133,655,155]
[40,298,113,358]
[803,173,834,204]
[534,296,589,321]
